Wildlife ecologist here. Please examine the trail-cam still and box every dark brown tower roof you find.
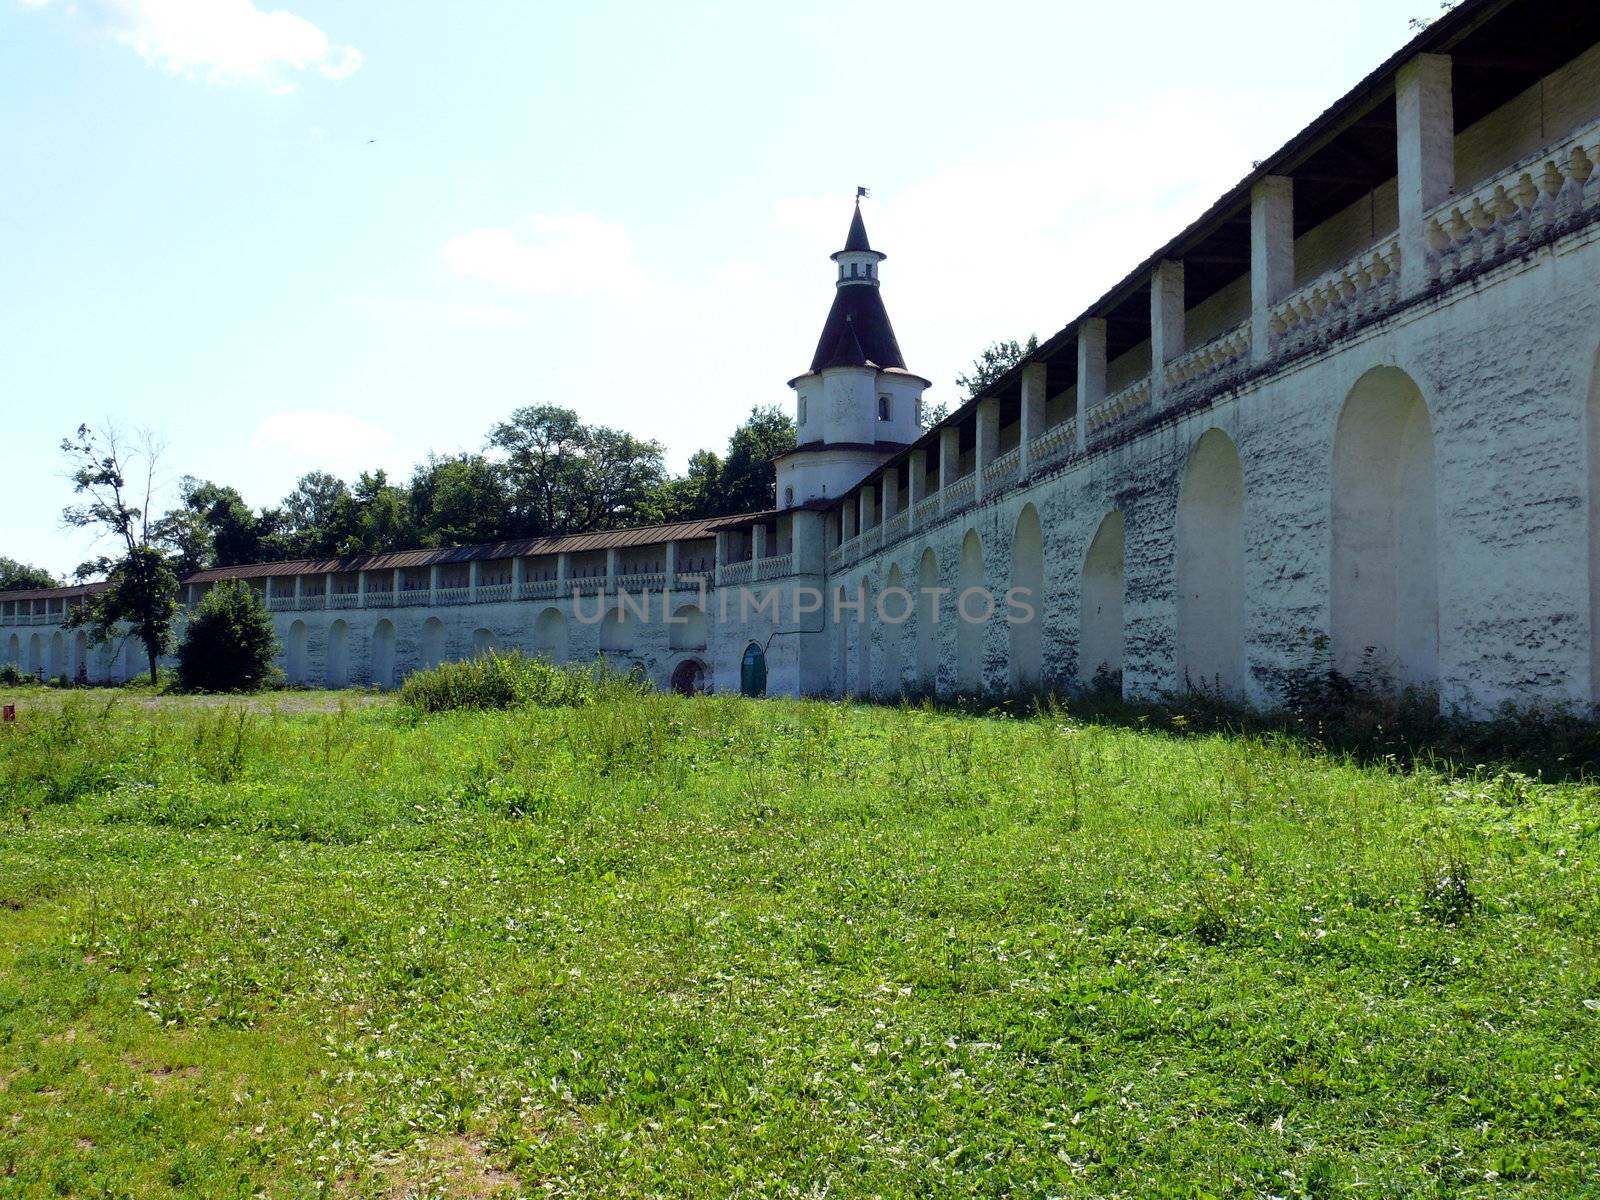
[808,205,905,373]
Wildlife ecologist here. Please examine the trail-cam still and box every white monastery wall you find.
[8,26,1600,718]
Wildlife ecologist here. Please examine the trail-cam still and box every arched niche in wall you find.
[1175,429,1245,696]
[1330,366,1438,693]
[1009,504,1045,692]
[956,530,985,692]
[1081,511,1126,692]
[916,548,939,690]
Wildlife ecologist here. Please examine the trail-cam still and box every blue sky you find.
[1,0,1428,578]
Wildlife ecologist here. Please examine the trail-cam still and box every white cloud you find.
[251,410,398,479]
[439,214,650,300]
[31,0,362,86]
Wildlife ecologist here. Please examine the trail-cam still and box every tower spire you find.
[808,198,902,372]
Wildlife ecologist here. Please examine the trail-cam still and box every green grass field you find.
[0,687,1596,1198]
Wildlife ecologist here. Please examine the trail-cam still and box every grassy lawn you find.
[0,687,1596,1197]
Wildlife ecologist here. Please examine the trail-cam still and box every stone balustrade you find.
[0,611,57,626]
[719,559,755,586]
[1027,421,1077,471]
[859,525,884,554]
[395,590,433,607]
[614,573,664,592]
[1426,116,1600,287]
[433,587,471,606]
[913,494,941,526]
[1269,240,1402,356]
[520,579,563,601]
[1163,322,1250,392]
[755,553,793,580]
[943,472,976,511]
[476,583,514,602]
[329,592,362,609]
[883,510,909,542]
[1087,376,1151,435]
[983,446,1021,490]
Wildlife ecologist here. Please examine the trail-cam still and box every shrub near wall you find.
[398,650,615,712]
[176,579,279,693]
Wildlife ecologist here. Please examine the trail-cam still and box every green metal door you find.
[739,642,767,697]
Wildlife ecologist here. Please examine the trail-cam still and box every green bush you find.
[176,579,280,693]
[398,650,633,713]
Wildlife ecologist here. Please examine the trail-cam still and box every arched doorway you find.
[740,641,767,697]
[671,658,707,695]
[1175,430,1245,695]
[26,633,43,678]
[72,631,88,683]
[1009,505,1044,691]
[1081,511,1125,691]
[916,548,939,690]
[48,631,64,680]
[472,627,498,657]
[957,530,985,691]
[1331,366,1438,691]
[371,620,396,688]
[4,634,18,667]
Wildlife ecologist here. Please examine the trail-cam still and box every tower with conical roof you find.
[774,199,930,512]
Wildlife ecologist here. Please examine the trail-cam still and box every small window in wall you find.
[784,486,794,507]
[851,263,859,277]
[878,395,891,421]
[798,396,807,425]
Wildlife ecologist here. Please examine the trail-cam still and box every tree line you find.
[157,402,795,574]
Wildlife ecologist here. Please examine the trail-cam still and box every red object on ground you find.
[2,705,14,722]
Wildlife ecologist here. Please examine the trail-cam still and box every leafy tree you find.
[489,405,665,535]
[59,424,177,683]
[652,407,796,521]
[716,405,795,514]
[409,455,509,546]
[275,470,351,558]
[568,426,667,532]
[653,449,724,522]
[176,578,280,692]
[955,335,1039,401]
[0,557,57,592]
[343,470,414,555]
[920,400,949,431]
[490,405,591,536]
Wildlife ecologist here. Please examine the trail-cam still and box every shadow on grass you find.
[880,674,1600,784]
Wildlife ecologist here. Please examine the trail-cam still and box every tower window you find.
[798,396,807,424]
[851,263,860,277]
[784,486,794,507]
[878,395,891,421]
